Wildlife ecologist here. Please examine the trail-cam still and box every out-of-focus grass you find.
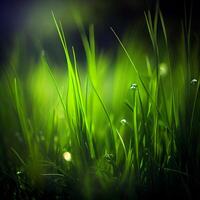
[0,7,200,200]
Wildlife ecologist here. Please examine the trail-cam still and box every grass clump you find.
[0,7,200,200]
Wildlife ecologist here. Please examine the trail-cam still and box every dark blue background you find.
[0,0,199,66]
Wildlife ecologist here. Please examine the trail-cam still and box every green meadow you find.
[0,7,200,200]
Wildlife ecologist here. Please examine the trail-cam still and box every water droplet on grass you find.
[120,119,127,125]
[130,83,137,90]
[16,171,22,175]
[191,79,198,85]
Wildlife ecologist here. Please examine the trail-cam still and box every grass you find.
[0,6,200,200]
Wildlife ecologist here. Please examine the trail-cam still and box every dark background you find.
[0,0,200,66]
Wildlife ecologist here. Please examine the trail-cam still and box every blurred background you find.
[0,0,200,67]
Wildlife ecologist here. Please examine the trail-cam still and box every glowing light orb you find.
[159,63,168,76]
[63,151,72,162]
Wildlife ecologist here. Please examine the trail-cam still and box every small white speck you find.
[191,79,198,85]
[120,119,127,125]
[130,83,137,90]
